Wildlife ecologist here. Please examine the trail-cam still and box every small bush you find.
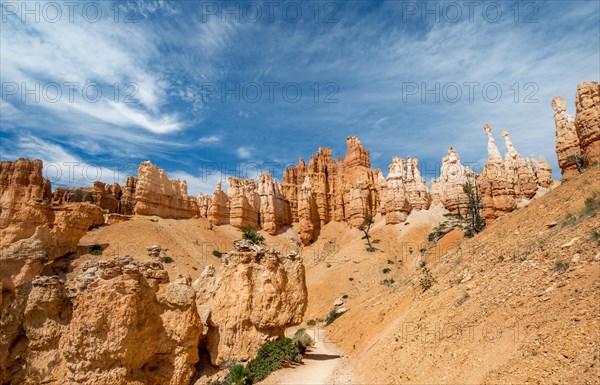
[381,278,395,286]
[292,328,314,354]
[325,308,343,326]
[387,259,394,264]
[456,291,470,306]
[420,267,436,292]
[348,277,354,281]
[72,188,84,202]
[161,256,174,263]
[228,364,251,385]
[382,268,391,274]
[212,250,222,258]
[306,319,316,326]
[563,191,600,226]
[341,294,348,299]
[241,225,265,244]
[554,259,569,273]
[592,229,600,246]
[247,338,302,383]
[582,191,600,217]
[89,244,103,256]
[566,154,586,173]
[84,192,95,203]
[418,260,426,268]
[562,212,577,226]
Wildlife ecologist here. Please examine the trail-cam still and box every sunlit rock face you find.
[193,240,307,366]
[552,96,581,178]
[133,161,199,218]
[0,158,104,293]
[574,81,600,166]
[480,125,553,223]
[430,147,476,214]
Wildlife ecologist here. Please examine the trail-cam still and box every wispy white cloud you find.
[1,1,597,186]
[198,135,222,144]
[236,146,253,159]
[0,100,20,121]
[7,135,134,187]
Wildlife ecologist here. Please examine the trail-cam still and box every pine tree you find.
[462,174,485,237]
[359,214,375,252]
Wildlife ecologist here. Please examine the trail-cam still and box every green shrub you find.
[292,328,314,354]
[228,364,251,385]
[89,244,102,256]
[419,267,436,292]
[387,259,394,264]
[381,278,395,286]
[341,294,348,299]
[247,338,302,383]
[325,308,343,326]
[582,191,600,217]
[241,225,265,244]
[563,191,600,226]
[72,188,84,202]
[348,277,354,281]
[306,319,316,326]
[161,256,174,263]
[212,250,222,258]
[382,268,391,274]
[84,192,95,203]
[554,259,569,273]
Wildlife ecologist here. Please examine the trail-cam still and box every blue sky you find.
[1,0,599,194]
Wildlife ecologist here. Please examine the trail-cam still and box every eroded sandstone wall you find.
[553,81,600,177]
[193,240,307,366]
[0,159,104,292]
[480,125,552,222]
[575,81,600,166]
[0,258,201,385]
[133,161,199,218]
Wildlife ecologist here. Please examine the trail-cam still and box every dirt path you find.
[260,336,350,385]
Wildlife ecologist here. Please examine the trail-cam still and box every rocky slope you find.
[297,164,600,385]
